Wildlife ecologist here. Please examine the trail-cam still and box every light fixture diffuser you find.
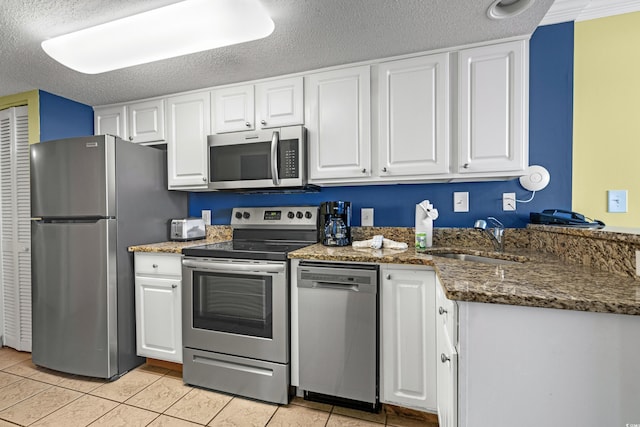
[41,0,274,74]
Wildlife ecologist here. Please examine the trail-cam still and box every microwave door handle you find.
[271,130,280,186]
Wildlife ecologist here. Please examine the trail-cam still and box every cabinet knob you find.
[128,136,133,141]
[152,264,158,268]
[202,177,207,182]
[463,163,470,169]
[361,168,367,174]
[439,306,447,315]
[172,284,177,289]
[261,120,267,125]
[441,353,450,363]
[245,122,251,127]
[382,167,387,172]
[386,274,391,280]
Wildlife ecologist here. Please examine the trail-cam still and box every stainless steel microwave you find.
[208,125,307,191]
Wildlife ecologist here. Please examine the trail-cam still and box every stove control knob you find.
[235,212,242,219]
[305,211,313,219]
[296,211,303,219]
[287,211,295,219]
[243,211,250,219]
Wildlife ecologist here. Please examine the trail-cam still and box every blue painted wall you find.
[189,22,574,228]
[39,90,94,142]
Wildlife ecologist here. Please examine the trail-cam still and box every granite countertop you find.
[288,244,640,316]
[128,226,232,254]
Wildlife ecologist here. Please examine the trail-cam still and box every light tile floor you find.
[0,348,437,427]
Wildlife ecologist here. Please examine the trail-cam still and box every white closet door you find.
[0,105,31,352]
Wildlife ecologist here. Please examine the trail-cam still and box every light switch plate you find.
[202,209,211,225]
[636,250,640,277]
[607,190,627,213]
[503,193,516,211]
[361,208,374,226]
[454,192,469,212]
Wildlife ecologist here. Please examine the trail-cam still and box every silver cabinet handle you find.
[439,306,447,315]
[362,168,367,173]
[382,167,387,172]
[245,121,251,127]
[385,274,391,280]
[261,120,267,125]
[463,163,469,169]
[152,264,158,268]
[171,284,177,289]
[441,353,450,363]
[128,136,133,141]
[202,177,207,182]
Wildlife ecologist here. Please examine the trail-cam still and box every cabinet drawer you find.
[134,252,182,276]
[436,280,458,345]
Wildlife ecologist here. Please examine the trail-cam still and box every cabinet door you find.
[167,91,211,190]
[128,99,165,143]
[381,268,437,411]
[457,40,527,174]
[437,322,458,427]
[378,54,450,177]
[306,66,371,181]
[94,105,126,138]
[135,276,182,363]
[213,84,255,133]
[256,77,304,128]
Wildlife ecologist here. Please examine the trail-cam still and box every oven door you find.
[182,257,288,364]
[208,125,305,190]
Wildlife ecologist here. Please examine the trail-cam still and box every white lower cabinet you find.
[436,278,458,427]
[380,265,437,412]
[134,252,182,363]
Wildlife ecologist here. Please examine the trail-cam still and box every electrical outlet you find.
[201,209,211,225]
[361,208,374,226]
[608,190,627,213]
[454,192,469,212]
[503,193,516,211]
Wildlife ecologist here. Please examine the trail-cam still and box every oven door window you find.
[192,271,273,339]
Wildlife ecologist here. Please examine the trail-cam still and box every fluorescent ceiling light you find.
[41,0,274,74]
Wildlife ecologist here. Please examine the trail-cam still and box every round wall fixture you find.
[519,165,550,192]
[487,0,534,20]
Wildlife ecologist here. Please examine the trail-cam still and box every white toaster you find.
[170,218,206,241]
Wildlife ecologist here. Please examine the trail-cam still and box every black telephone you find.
[530,209,605,229]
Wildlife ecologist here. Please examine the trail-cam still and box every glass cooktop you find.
[182,240,313,261]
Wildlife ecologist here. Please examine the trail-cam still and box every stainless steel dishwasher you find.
[297,261,379,411]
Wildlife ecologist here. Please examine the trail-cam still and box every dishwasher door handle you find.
[310,281,360,292]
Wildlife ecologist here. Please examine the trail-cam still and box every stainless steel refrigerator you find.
[31,135,187,379]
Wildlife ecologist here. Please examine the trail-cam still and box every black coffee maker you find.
[319,201,352,246]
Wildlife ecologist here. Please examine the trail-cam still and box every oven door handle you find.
[183,259,285,273]
[270,130,280,186]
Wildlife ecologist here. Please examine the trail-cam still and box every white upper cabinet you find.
[94,99,165,144]
[213,85,255,133]
[255,77,304,129]
[94,105,126,138]
[306,66,371,182]
[166,91,211,190]
[457,40,527,174]
[213,77,304,133]
[127,99,165,143]
[378,53,450,178]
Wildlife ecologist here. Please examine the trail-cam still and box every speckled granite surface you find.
[128,225,232,253]
[291,227,640,316]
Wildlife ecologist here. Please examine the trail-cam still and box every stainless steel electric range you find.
[181,206,318,404]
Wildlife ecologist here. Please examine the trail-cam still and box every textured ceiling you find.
[0,0,556,106]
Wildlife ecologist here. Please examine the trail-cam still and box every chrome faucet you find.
[474,217,505,252]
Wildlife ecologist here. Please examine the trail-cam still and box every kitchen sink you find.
[431,252,523,265]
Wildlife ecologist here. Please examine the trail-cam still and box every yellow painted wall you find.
[0,90,40,144]
[574,12,640,226]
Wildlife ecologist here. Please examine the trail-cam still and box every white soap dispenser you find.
[415,200,439,250]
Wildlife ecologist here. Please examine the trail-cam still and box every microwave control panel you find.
[279,139,299,179]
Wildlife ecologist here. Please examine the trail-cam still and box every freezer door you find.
[31,136,116,218]
[31,219,118,379]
